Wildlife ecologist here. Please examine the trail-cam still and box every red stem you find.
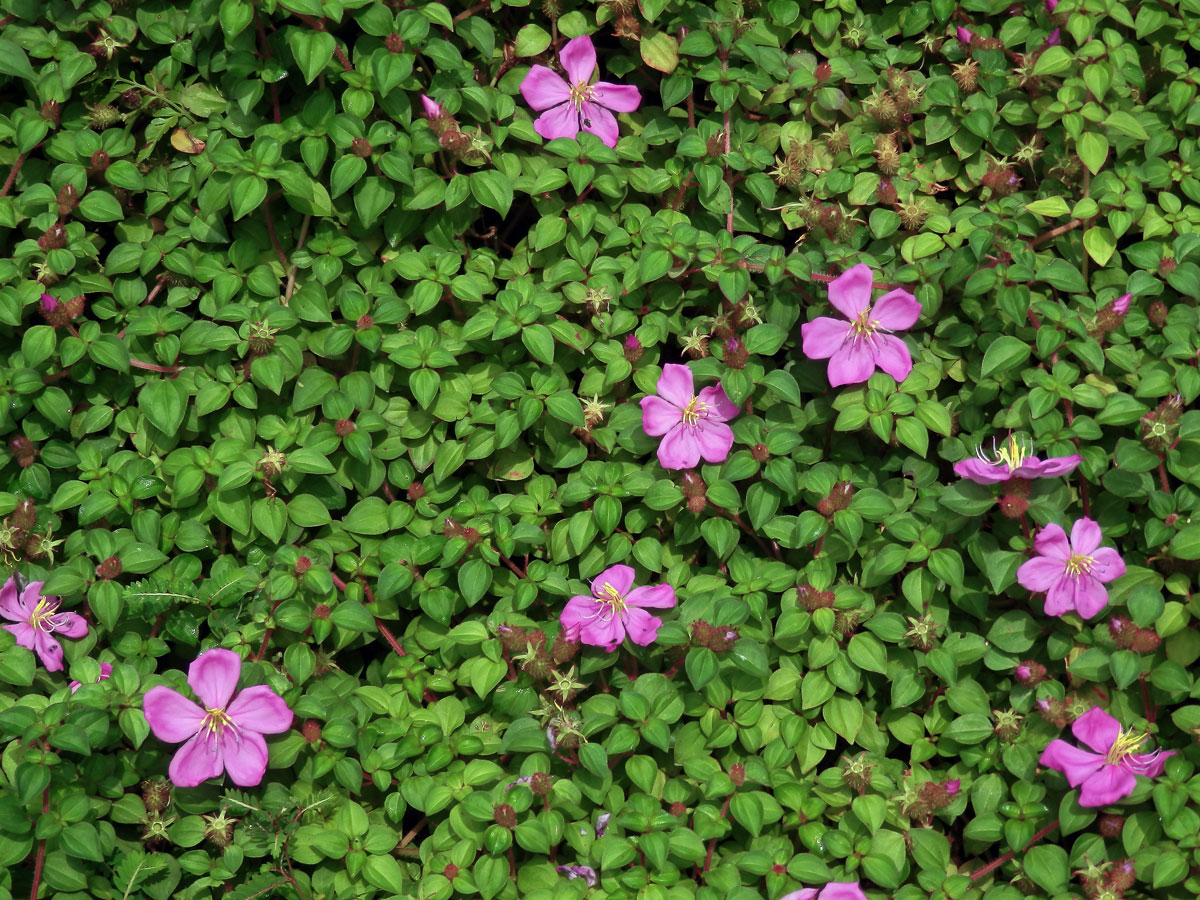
[453,0,491,21]
[263,202,289,266]
[1140,673,1156,724]
[969,818,1059,881]
[130,359,180,374]
[702,796,732,874]
[330,573,405,657]
[1,152,27,197]
[1157,455,1170,494]
[29,785,48,900]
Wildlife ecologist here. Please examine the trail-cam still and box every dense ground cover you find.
[1,0,1199,898]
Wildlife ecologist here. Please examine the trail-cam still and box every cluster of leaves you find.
[1,0,1200,898]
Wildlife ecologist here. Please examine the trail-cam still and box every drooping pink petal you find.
[143,686,207,742]
[1128,750,1175,778]
[52,612,88,639]
[641,395,682,436]
[626,584,676,609]
[1070,517,1104,555]
[1071,707,1120,754]
[1071,577,1110,620]
[591,82,641,112]
[1078,765,1137,807]
[696,384,739,422]
[871,334,913,382]
[219,729,270,787]
[871,289,921,330]
[534,102,581,141]
[0,578,29,621]
[579,102,619,148]
[559,35,597,85]
[819,885,869,900]
[1039,739,1106,786]
[591,564,636,598]
[187,648,242,709]
[1044,28,1061,46]
[560,595,599,636]
[953,459,1010,484]
[21,582,46,612]
[826,264,874,319]
[1089,547,1126,583]
[800,317,852,359]
[420,94,443,118]
[520,66,572,110]
[623,607,663,646]
[1032,523,1071,561]
[657,364,695,408]
[696,420,735,463]
[226,686,294,734]
[169,733,224,788]
[779,891,820,900]
[1018,556,1067,592]
[657,424,701,470]
[33,630,65,671]
[1015,454,1081,478]
[826,341,876,387]
[957,26,973,45]
[3,622,36,649]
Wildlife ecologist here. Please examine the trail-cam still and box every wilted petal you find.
[1071,707,1120,754]
[657,364,696,408]
[626,584,676,609]
[953,458,1010,484]
[534,102,581,141]
[696,384,739,422]
[871,334,913,383]
[871,289,921,330]
[1045,28,1061,46]
[623,607,663,646]
[594,812,611,837]
[520,66,571,110]
[188,648,243,709]
[556,866,598,888]
[657,424,701,470]
[1018,556,1065,592]
[52,611,88,639]
[826,340,876,387]
[827,264,874,319]
[144,686,207,743]
[579,102,619,148]
[219,729,270,787]
[641,396,682,436]
[801,317,851,359]
[591,565,635,598]
[1069,517,1104,555]
[227,685,293,734]
[169,733,224,788]
[1039,739,1105,787]
[559,35,597,85]
[696,420,735,464]
[1032,523,1071,561]
[1078,765,1137,807]
[591,82,641,112]
[1089,547,1126,583]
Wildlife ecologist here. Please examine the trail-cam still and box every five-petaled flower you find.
[520,35,641,148]
[143,648,293,788]
[560,564,676,652]
[800,264,922,387]
[781,883,870,900]
[1017,518,1125,620]
[640,364,739,470]
[0,577,87,672]
[954,434,1082,484]
[1039,707,1174,807]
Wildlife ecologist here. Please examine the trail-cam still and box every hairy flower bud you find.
[817,481,854,516]
[897,199,929,231]
[1157,257,1177,278]
[96,556,123,580]
[335,419,356,437]
[141,780,171,812]
[41,100,60,127]
[1130,629,1160,653]
[351,137,373,158]
[690,620,738,652]
[493,804,516,828]
[681,470,706,500]
[1015,661,1046,684]
[87,103,121,130]
[38,223,67,251]
[729,763,745,787]
[1098,814,1124,838]
[751,443,769,462]
[89,150,110,175]
[294,556,312,575]
[9,436,35,468]
[998,494,1029,519]
[1148,299,1168,326]
[497,624,528,655]
[622,333,643,364]
[313,603,331,619]
[407,482,425,501]
[952,59,980,92]
[57,183,79,216]
[799,584,835,611]
[530,772,553,796]
[723,337,748,370]
[982,161,1021,196]
[385,33,404,53]
[301,719,322,742]
[669,801,688,817]
[815,61,832,82]
[356,314,374,330]
[876,178,898,206]
[443,863,460,880]
[551,631,579,664]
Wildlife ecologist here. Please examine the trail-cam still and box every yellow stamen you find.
[29,597,58,632]
[595,582,626,615]
[202,707,236,737]
[849,309,879,339]
[1105,729,1147,765]
[994,434,1030,471]
[569,81,593,107]
[1064,553,1094,577]
[681,396,709,426]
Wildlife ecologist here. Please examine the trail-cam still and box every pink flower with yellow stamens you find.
[143,648,293,788]
[0,577,87,672]
[640,364,739,470]
[800,264,922,387]
[953,433,1081,484]
[1017,518,1125,620]
[559,565,676,652]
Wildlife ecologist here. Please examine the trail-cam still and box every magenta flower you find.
[781,884,869,900]
[800,264,921,387]
[70,661,113,693]
[945,779,961,795]
[519,35,641,148]
[420,94,442,119]
[1017,518,1126,619]
[1,578,87,672]
[40,293,60,313]
[560,564,676,652]
[956,26,973,45]
[953,434,1082,484]
[1039,707,1174,807]
[1046,0,1059,10]
[1113,293,1131,316]
[624,334,641,350]
[1045,28,1061,46]
[640,364,738,470]
[143,648,293,788]
[556,866,598,888]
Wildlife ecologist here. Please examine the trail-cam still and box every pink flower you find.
[953,434,1081,484]
[420,94,442,119]
[1015,664,1032,682]
[1046,0,1059,10]
[1,578,88,672]
[560,564,676,652]
[945,779,961,795]
[1039,707,1174,807]
[1113,293,1131,316]
[1017,518,1126,620]
[519,35,641,148]
[800,264,921,387]
[640,364,738,469]
[143,648,293,788]
[70,661,113,693]
[624,334,641,350]
[40,293,60,313]
[1045,27,1061,46]
[556,866,598,888]
[781,884,869,900]
[956,26,973,45]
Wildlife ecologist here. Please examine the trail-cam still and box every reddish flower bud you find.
[551,632,579,664]
[681,471,706,499]
[301,719,322,742]
[530,772,553,796]
[356,314,374,330]
[669,801,688,817]
[876,178,899,206]
[686,494,707,514]
[1015,661,1046,684]
[997,494,1029,519]
[493,803,516,828]
[141,780,171,812]
[1130,629,1160,653]
[1001,476,1032,499]
[9,436,34,466]
[497,624,528,654]
[729,763,745,787]
[120,88,143,109]
[751,443,769,462]
[96,556,123,580]
[407,482,425,501]
[294,556,312,575]
[313,604,331,619]
[38,223,67,251]
[1157,257,1177,277]
[335,419,356,437]
[771,864,787,876]
[443,863,460,880]
[57,183,79,216]
[1098,814,1124,838]
[817,481,854,516]
[462,527,481,547]
[815,61,832,82]
[65,295,85,319]
[1148,300,1168,327]
[10,500,36,532]
[623,333,643,364]
[385,33,404,53]
[799,584,835,611]
[41,100,60,127]
[350,137,373,158]
[90,150,110,174]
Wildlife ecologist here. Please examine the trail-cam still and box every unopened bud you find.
[669,801,687,817]
[301,719,322,742]
[313,604,331,619]
[623,333,643,364]
[385,33,404,53]
[41,100,60,127]
[815,61,832,82]
[729,763,745,787]
[335,419,356,437]
[443,863,460,880]
[723,337,748,369]
[407,482,425,501]
[57,183,79,216]
[1098,814,1124,838]
[998,494,1029,519]
[351,137,373,158]
[493,803,516,827]
[38,223,67,251]
[799,584,834,611]
[1148,299,1168,326]
[1014,661,1045,684]
[90,150,110,174]
[530,772,553,796]
[356,314,374,330]
[141,780,171,812]
[96,556,123,580]
[751,443,769,462]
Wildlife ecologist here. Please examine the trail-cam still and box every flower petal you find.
[0,578,29,622]
[953,459,1010,484]
[169,733,224,788]
[559,35,597,85]
[227,685,294,735]
[622,607,664,646]
[579,102,619,148]
[420,94,443,118]
[1129,749,1175,778]
[188,648,243,710]
[1032,523,1071,560]
[696,384,739,422]
[520,66,571,110]
[1042,576,1080,617]
[827,264,874,319]
[33,630,64,672]
[1019,454,1081,478]
[1072,707,1121,754]
[696,420,734,464]
[1070,517,1104,556]
[560,595,597,637]
[533,102,581,141]
[1018,556,1066,592]
[578,609,624,652]
[143,686,207,743]
[1077,765,1137,807]
[1038,739,1106,787]
[871,334,913,383]
[626,584,676,609]
[52,611,88,639]
[1071,576,1110,620]
[779,891,820,900]
[657,424,701,470]
[219,729,270,787]
[657,364,695,408]
[800,317,851,360]
[641,396,682,436]
[3,622,36,650]
[819,885,869,900]
[826,340,876,387]
[1089,547,1126,583]
[870,288,921,330]
[592,565,636,598]
[591,82,641,112]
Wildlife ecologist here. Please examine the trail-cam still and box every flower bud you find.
[57,183,79,216]
[141,780,171,812]
[876,178,898,206]
[313,603,331,619]
[96,556,123,580]
[65,295,85,319]
[998,494,1029,519]
[351,137,373,158]
[669,801,688,817]
[497,624,528,654]
[493,803,516,828]
[531,772,553,796]
[40,100,60,127]
[622,333,643,364]
[1098,814,1124,838]
[799,584,835,611]
[10,500,36,532]
[301,719,322,742]
[729,763,745,786]
[89,150,110,174]
[9,436,35,467]
[38,223,67,251]
[386,33,404,53]
[817,481,854,516]
[1015,661,1046,684]
[294,556,312,575]
[952,59,980,92]
[443,863,460,880]
[551,631,579,664]
[723,337,748,370]
[751,443,769,462]
[1157,257,1177,277]
[1148,299,1168,326]
[356,313,374,330]
[407,482,425,501]
[335,419,356,437]
[982,161,1021,196]
[1130,629,1160,653]
[956,26,974,46]
[815,61,832,82]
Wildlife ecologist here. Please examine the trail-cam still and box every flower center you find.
[977,433,1033,470]
[28,597,60,632]
[849,309,878,340]
[201,707,239,740]
[681,396,709,426]
[1064,553,1094,577]
[1105,729,1147,765]
[569,81,593,108]
[594,582,626,616]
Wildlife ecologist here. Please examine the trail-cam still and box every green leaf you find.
[288,30,336,84]
[230,173,268,221]
[341,497,389,534]
[139,379,189,434]
[0,38,36,80]
[78,190,125,222]
[981,336,1031,378]
[471,171,513,216]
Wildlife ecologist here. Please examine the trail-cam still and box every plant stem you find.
[969,818,1059,881]
[1,152,27,197]
[284,213,312,304]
